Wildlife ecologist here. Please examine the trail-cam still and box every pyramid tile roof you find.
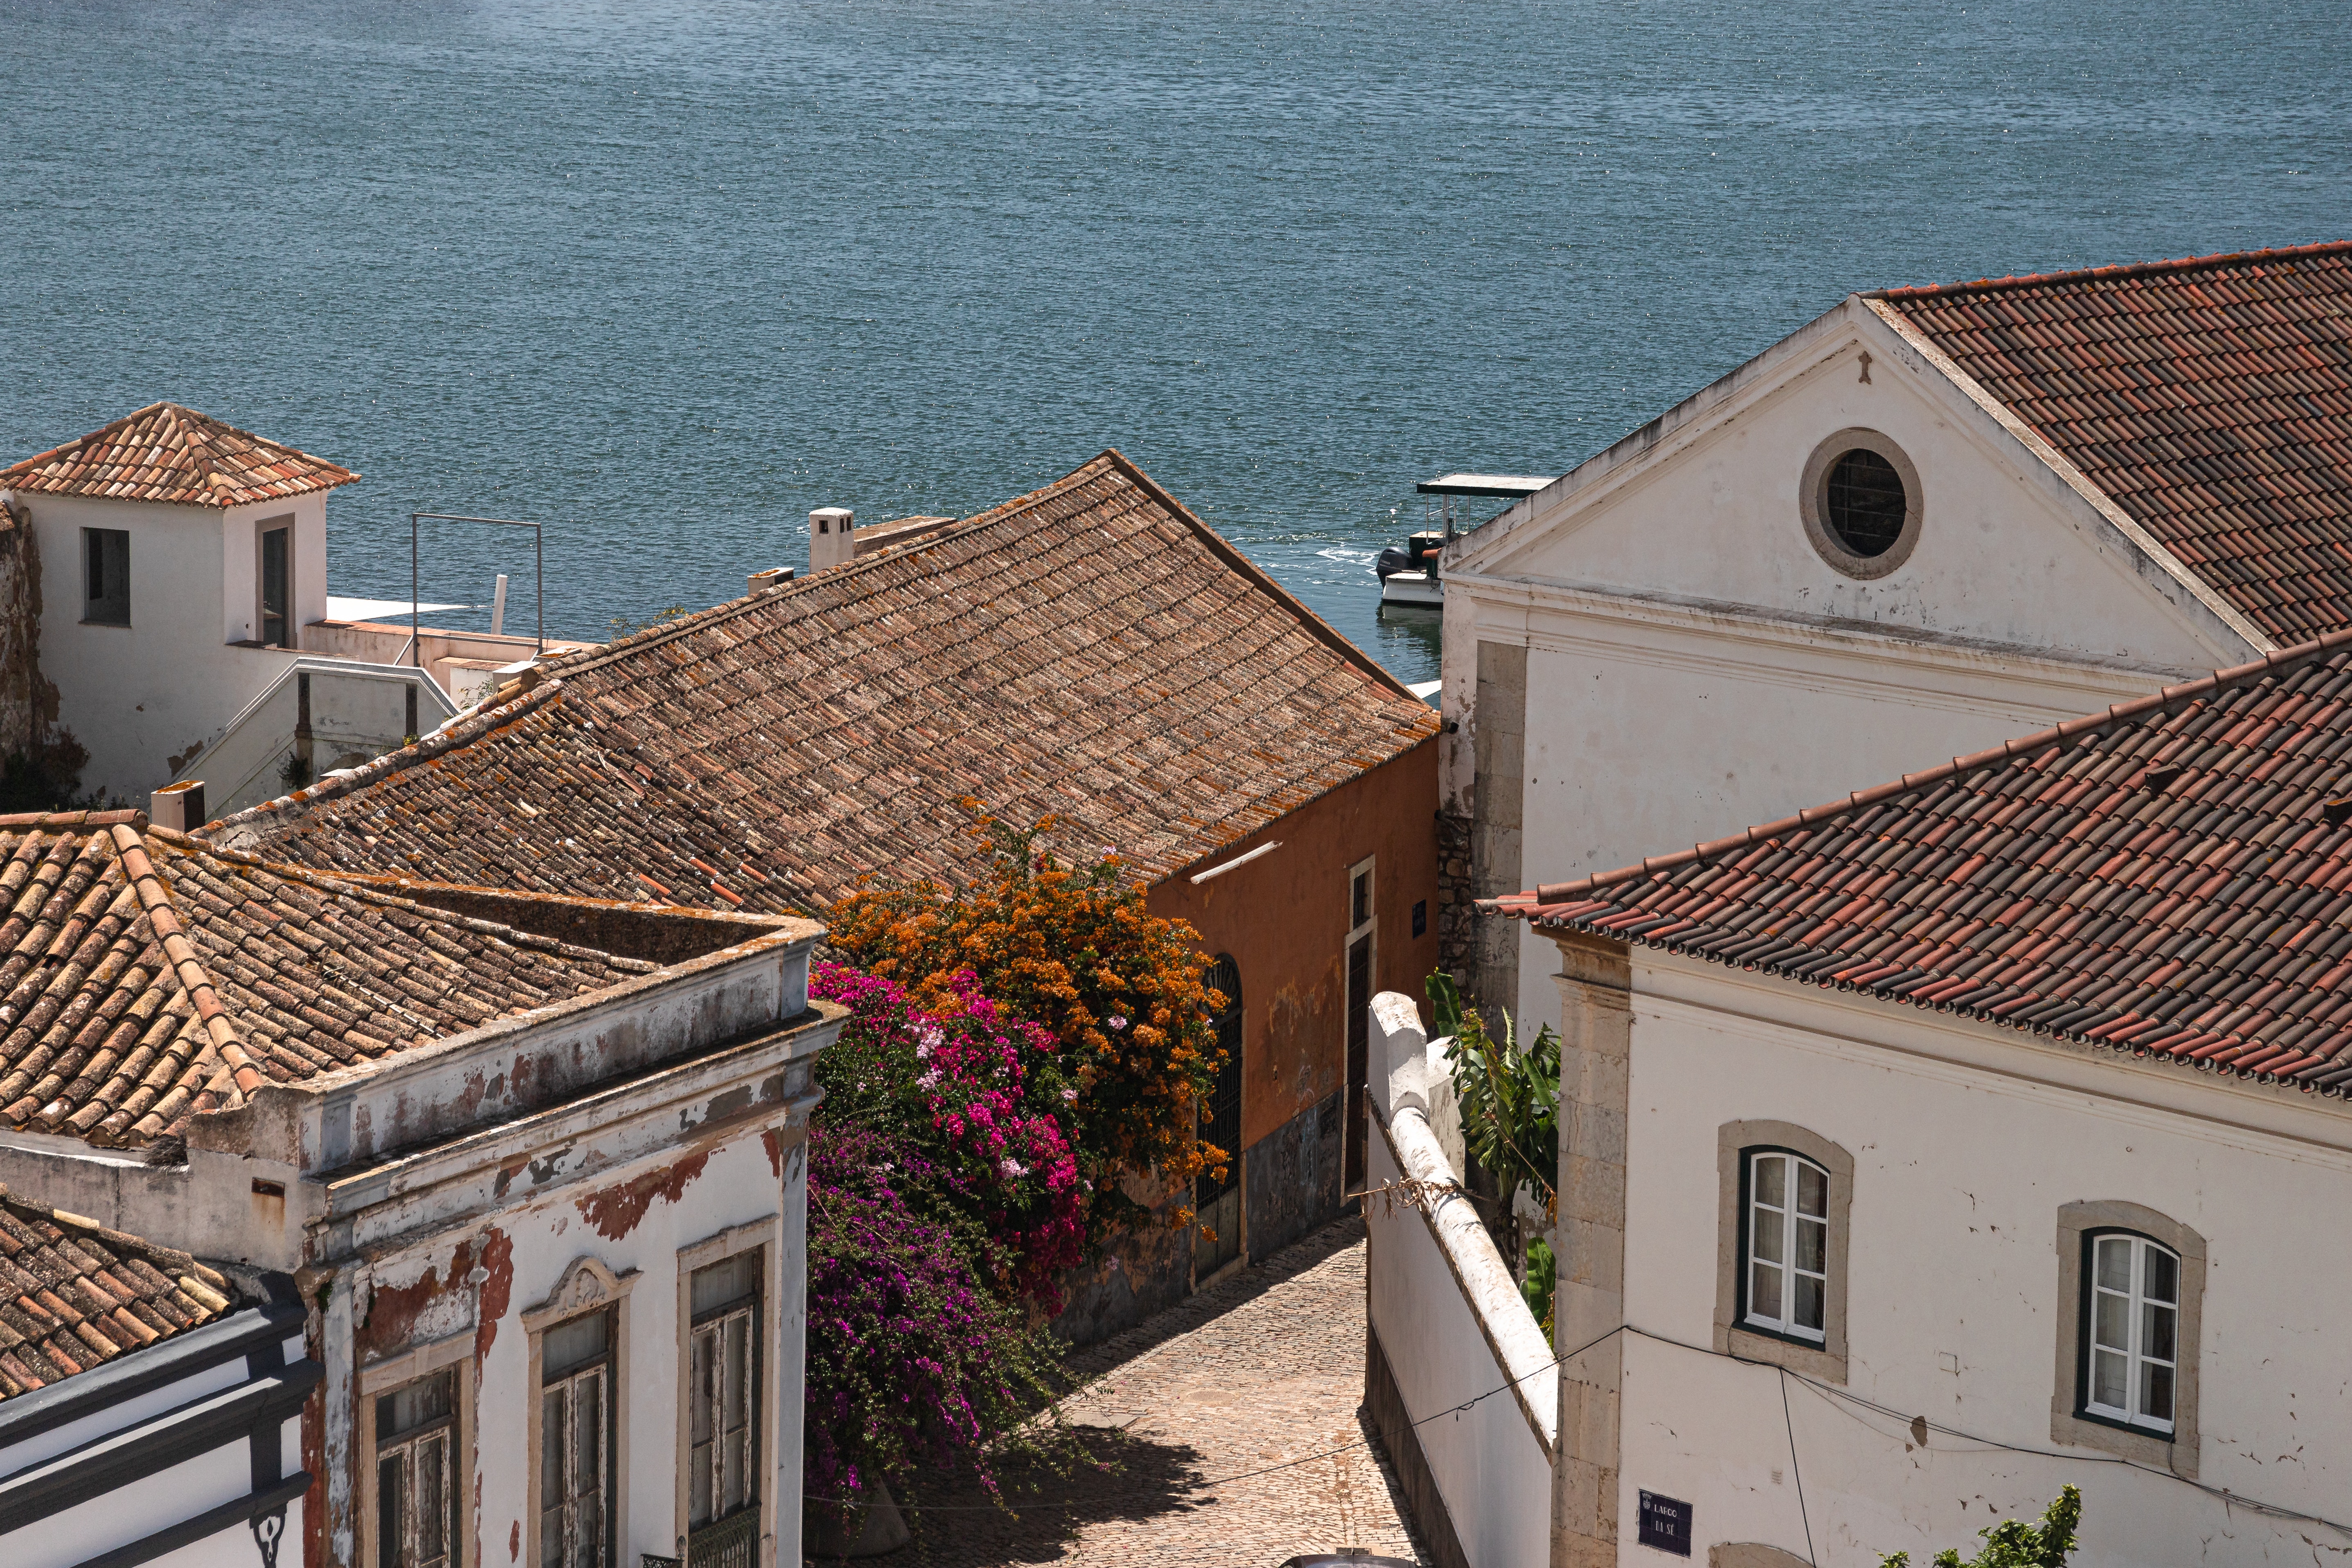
[0,402,357,509]
[1492,629,2352,1101]
[1873,241,2352,645]
[0,1186,238,1401]
[216,451,1440,908]
[0,811,667,1151]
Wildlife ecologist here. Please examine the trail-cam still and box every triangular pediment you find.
[1454,300,2258,671]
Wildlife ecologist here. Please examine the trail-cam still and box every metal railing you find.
[684,1507,760,1568]
[412,511,545,659]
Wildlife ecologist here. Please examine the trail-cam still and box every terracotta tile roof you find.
[0,811,659,1151]
[1872,241,2352,645]
[216,451,1439,908]
[1491,628,2352,1099]
[0,1186,237,1400]
[0,402,357,509]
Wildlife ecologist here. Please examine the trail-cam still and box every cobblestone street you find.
[873,1217,1431,1568]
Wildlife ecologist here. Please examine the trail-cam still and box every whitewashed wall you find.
[351,1124,803,1568]
[1435,296,2268,1047]
[1363,995,1553,1568]
[8,490,329,800]
[1612,951,2352,1566]
[1458,591,2205,1043]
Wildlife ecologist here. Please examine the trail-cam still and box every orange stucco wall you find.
[1147,736,1440,1152]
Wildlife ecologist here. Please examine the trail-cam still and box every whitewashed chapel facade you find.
[1440,243,2350,1044]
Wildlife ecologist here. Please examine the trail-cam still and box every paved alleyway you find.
[879,1217,1432,1567]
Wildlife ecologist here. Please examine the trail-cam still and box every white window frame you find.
[358,1332,478,1568]
[1742,1149,1830,1345]
[525,1257,640,1568]
[2050,1200,2203,1476]
[2082,1232,2180,1435]
[671,1217,781,1568]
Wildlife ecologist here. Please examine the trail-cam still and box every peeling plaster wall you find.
[349,1127,802,1568]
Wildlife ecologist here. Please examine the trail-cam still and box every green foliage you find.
[1426,971,1559,1220]
[610,604,690,635]
[0,732,92,812]
[1881,1485,2082,1568]
[1521,1235,1557,1336]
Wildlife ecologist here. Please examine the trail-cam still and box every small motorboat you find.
[1379,472,1557,611]
[1377,530,1446,608]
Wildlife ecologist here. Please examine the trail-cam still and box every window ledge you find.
[78,619,132,629]
[1719,1322,1847,1384]
[2050,1404,2191,1475]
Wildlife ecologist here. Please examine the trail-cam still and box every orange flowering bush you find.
[828,804,1223,1232]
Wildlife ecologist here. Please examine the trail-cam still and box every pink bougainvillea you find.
[811,962,1084,1311]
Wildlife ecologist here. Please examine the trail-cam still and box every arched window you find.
[2084,1232,2180,1433]
[1742,1149,1829,1343]
[2053,1202,2205,1474]
[1715,1121,1852,1382]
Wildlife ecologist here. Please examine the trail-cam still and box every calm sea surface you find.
[5,0,2347,683]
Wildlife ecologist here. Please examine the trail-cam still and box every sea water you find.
[3,0,2345,683]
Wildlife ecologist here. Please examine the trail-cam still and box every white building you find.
[1366,629,2352,1566]
[0,403,590,810]
[1438,241,2352,1043]
[1433,631,2352,1566]
[0,809,840,1568]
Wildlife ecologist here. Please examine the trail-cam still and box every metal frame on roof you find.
[1416,473,1557,498]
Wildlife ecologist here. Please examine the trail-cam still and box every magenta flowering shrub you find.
[803,1124,1060,1510]
[811,961,1084,1310]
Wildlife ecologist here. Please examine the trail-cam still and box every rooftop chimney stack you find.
[810,507,855,572]
[151,779,206,832]
[748,566,795,595]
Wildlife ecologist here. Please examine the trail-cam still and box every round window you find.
[1801,430,1922,579]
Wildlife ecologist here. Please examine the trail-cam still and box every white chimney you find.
[152,779,206,832]
[810,507,855,572]
[748,566,795,595]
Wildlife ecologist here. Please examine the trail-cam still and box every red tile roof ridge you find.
[0,809,149,831]
[537,448,1426,704]
[0,401,358,509]
[1495,620,2352,912]
[151,827,669,973]
[0,1180,239,1401]
[1865,239,2352,302]
[107,824,266,1099]
[0,1184,230,1293]
[207,678,567,834]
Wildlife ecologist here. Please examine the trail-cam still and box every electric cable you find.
[1777,1365,1818,1566]
[1618,1325,2352,1540]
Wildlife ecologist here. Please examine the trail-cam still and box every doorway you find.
[1344,858,1375,1199]
[1194,954,1244,1280]
[259,523,292,648]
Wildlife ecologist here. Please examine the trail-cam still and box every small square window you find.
[83,529,130,625]
[1411,899,1428,938]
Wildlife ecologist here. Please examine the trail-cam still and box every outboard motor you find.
[1375,546,1414,580]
